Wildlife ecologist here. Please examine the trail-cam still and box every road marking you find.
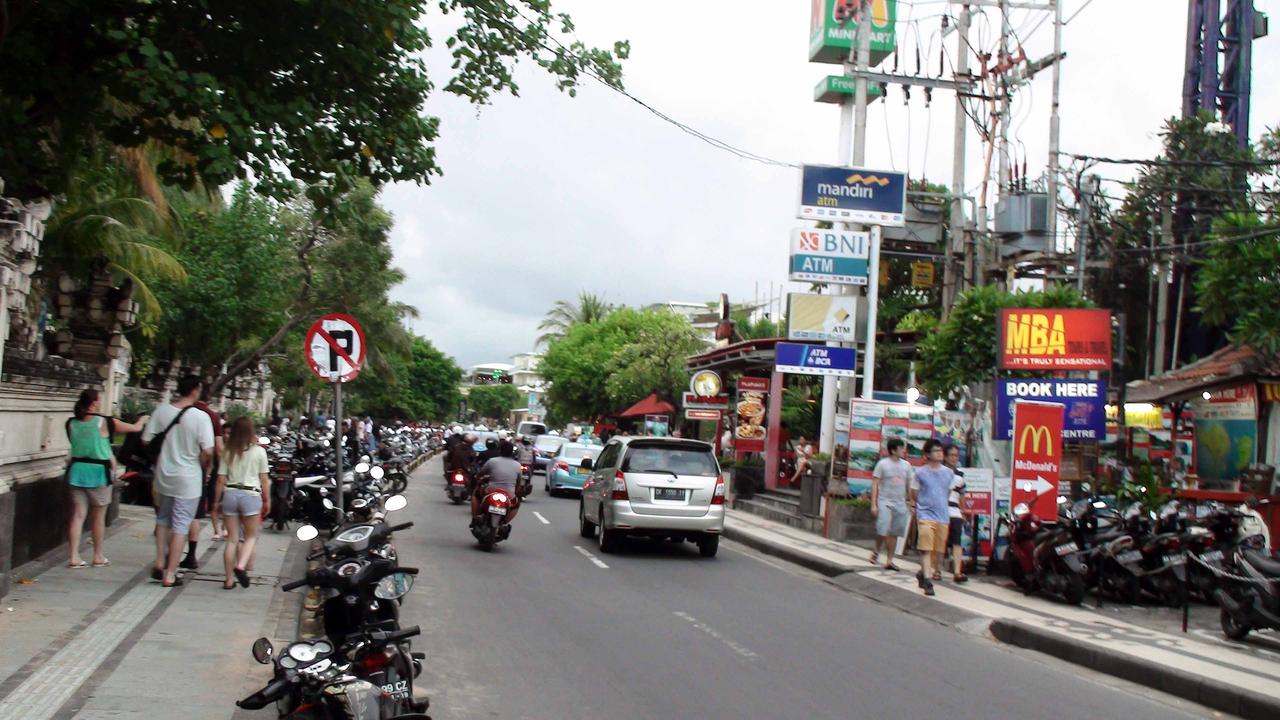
[673,611,758,660]
[0,582,168,719]
[533,511,550,525]
[573,545,609,569]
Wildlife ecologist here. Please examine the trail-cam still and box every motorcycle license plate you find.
[1117,550,1143,564]
[1201,550,1224,563]
[1055,542,1078,556]
[489,506,507,515]
[1163,554,1186,566]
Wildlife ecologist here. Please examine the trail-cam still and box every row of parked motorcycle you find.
[236,441,445,719]
[999,490,1279,641]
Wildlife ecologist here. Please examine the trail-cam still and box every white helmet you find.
[452,425,463,435]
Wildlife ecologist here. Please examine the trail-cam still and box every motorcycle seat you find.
[1242,549,1280,578]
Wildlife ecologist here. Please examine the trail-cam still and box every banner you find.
[735,377,769,453]
[1193,384,1257,481]
[958,468,994,557]
[996,379,1106,441]
[845,400,934,494]
[787,293,859,342]
[797,165,906,226]
[998,308,1112,370]
[1010,401,1065,519]
[775,342,857,377]
[788,229,871,285]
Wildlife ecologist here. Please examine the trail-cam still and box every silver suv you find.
[578,437,725,557]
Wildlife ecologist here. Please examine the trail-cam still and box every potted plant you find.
[826,496,877,541]
[732,458,765,499]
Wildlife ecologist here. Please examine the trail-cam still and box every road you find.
[396,458,1209,720]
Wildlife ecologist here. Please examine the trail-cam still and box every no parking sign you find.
[305,314,366,382]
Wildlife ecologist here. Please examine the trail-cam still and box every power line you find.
[1062,152,1280,168]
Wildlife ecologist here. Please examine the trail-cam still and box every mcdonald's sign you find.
[1010,401,1065,520]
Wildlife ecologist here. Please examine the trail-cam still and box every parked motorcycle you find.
[1214,534,1280,640]
[1005,499,1087,604]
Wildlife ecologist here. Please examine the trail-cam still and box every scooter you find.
[1006,499,1088,604]
[470,484,515,552]
[1214,534,1280,640]
[445,470,469,505]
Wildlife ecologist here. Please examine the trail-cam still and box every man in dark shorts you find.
[182,390,224,569]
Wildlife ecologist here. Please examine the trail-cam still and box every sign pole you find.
[333,378,345,522]
[861,225,881,399]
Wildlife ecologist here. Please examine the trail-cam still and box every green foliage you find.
[536,291,613,346]
[1116,461,1172,514]
[917,284,1094,398]
[604,310,705,407]
[1194,213,1280,354]
[780,379,821,439]
[732,311,781,341]
[346,336,462,421]
[467,384,521,421]
[0,1,628,200]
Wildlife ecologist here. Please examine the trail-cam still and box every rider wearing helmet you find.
[473,440,523,522]
[478,437,500,465]
[446,432,477,488]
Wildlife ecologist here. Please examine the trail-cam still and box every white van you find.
[517,421,548,439]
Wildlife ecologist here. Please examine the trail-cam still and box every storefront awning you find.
[1126,345,1280,404]
[616,393,676,418]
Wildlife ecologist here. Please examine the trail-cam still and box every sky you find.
[380,0,1280,370]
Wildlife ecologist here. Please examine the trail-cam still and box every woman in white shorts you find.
[214,416,270,590]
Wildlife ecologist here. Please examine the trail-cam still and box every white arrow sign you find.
[1019,476,1055,497]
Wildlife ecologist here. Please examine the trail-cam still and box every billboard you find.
[775,342,857,377]
[996,379,1106,441]
[809,0,897,66]
[1010,401,1065,519]
[735,377,770,453]
[789,229,870,285]
[787,293,860,343]
[798,165,906,226]
[998,308,1112,370]
[814,75,885,105]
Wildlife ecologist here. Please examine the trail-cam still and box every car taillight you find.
[611,470,629,500]
[712,475,726,505]
[557,461,570,471]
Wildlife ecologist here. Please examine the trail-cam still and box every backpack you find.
[144,406,193,467]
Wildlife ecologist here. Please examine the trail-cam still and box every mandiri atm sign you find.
[1010,400,1065,520]
[998,309,1112,371]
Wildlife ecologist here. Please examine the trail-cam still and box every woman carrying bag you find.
[65,389,149,569]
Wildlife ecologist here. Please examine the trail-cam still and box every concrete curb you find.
[727,523,1279,719]
[990,619,1280,720]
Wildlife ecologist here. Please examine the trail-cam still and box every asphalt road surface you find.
[396,459,1210,720]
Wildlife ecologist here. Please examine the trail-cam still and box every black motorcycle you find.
[1215,534,1280,640]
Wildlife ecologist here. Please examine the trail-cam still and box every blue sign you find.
[798,164,907,226]
[775,342,857,377]
[996,380,1106,441]
[788,229,870,285]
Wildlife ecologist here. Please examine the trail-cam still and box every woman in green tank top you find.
[65,389,148,568]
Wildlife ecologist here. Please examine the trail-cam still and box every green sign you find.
[814,75,884,105]
[809,0,898,66]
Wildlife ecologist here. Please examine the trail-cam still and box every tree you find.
[536,291,613,346]
[604,310,705,406]
[468,384,521,422]
[1194,213,1280,354]
[917,285,1094,399]
[0,1,628,200]
[346,335,462,420]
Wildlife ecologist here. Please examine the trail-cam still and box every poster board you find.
[846,400,934,495]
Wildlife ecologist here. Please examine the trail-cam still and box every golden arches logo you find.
[1018,424,1054,456]
[845,174,891,187]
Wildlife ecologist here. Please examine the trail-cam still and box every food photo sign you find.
[735,377,770,453]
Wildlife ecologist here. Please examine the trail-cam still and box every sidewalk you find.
[0,504,306,720]
[724,508,1280,720]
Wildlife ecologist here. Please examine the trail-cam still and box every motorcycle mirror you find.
[354,462,371,474]
[1056,495,1068,505]
[258,436,271,446]
[1080,482,1092,493]
[1092,501,1108,509]
[1012,502,1030,517]
[295,525,319,542]
[322,439,331,448]
[251,637,274,664]
[373,571,415,600]
[322,498,335,511]
[385,494,408,512]
[369,466,385,480]
[361,454,371,463]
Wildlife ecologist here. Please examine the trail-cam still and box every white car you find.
[578,437,725,557]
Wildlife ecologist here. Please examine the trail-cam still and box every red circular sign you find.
[304,313,367,382]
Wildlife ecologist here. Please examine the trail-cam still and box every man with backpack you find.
[143,374,215,587]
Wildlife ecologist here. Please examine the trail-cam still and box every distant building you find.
[643,301,720,346]
[466,362,514,386]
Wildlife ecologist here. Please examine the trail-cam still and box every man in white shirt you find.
[870,438,915,571]
[143,374,214,587]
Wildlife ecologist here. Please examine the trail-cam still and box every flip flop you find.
[68,560,89,569]
[161,577,184,588]
[234,568,251,588]
[222,580,237,590]
[92,558,110,567]
[954,574,969,583]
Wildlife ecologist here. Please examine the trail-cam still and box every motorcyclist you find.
[515,437,536,466]
[447,433,477,488]
[478,437,500,466]
[472,440,522,523]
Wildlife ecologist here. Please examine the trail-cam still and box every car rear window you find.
[534,436,564,452]
[561,445,601,460]
[622,445,718,476]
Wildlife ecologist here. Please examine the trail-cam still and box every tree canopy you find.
[537,291,613,346]
[467,384,522,422]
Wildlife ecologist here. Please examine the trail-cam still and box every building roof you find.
[1126,344,1280,404]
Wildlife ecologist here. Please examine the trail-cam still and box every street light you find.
[906,387,921,404]
[1201,391,1211,400]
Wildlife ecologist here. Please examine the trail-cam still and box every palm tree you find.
[536,291,612,346]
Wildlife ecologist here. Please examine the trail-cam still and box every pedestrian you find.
[944,444,968,583]
[214,416,269,590]
[143,374,215,588]
[911,440,955,596]
[64,389,149,569]
[185,389,225,561]
[870,438,914,571]
[364,416,377,453]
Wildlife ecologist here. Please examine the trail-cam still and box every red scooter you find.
[470,484,515,552]
[1005,500,1088,605]
[445,469,469,505]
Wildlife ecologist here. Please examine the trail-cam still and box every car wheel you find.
[578,501,596,539]
[697,534,719,558]
[597,507,620,554]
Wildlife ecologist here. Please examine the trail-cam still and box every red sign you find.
[738,376,770,392]
[735,377,769,453]
[685,409,722,421]
[1010,400,1064,520]
[998,308,1111,370]
[682,391,730,409]
[305,313,366,382]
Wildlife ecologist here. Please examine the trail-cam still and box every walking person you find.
[870,438,914,571]
[943,445,969,583]
[183,390,225,564]
[64,389,149,569]
[214,416,269,590]
[364,416,377,454]
[144,375,215,588]
[911,440,955,596]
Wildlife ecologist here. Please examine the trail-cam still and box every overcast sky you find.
[380,0,1280,370]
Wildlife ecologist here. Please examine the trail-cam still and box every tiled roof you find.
[1126,345,1280,403]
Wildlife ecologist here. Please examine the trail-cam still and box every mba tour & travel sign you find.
[998,308,1112,370]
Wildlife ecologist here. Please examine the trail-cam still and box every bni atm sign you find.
[789,229,870,285]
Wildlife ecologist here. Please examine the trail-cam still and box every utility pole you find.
[997,0,1012,194]
[1046,0,1063,244]
[944,5,972,311]
[1074,174,1095,293]
[1153,199,1173,375]
[852,0,878,401]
